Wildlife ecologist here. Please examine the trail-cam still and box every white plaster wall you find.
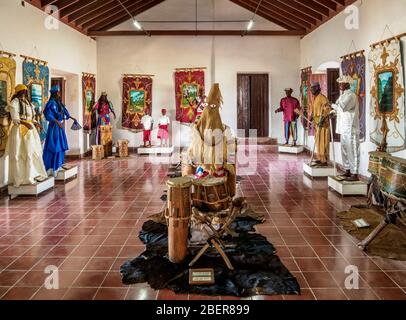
[96,35,301,148]
[300,0,406,177]
[0,0,97,187]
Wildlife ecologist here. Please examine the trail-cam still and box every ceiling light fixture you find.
[247,19,254,30]
[133,19,142,30]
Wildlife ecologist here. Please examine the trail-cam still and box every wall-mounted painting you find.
[175,68,205,124]
[0,55,16,156]
[122,75,153,132]
[82,73,96,133]
[341,52,366,141]
[369,41,405,152]
[22,58,49,142]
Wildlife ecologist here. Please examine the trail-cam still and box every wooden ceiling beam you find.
[67,0,116,23]
[332,0,346,5]
[87,30,306,37]
[313,0,337,11]
[88,0,166,32]
[273,0,323,21]
[51,0,80,11]
[74,0,128,26]
[263,0,317,25]
[229,0,298,31]
[82,0,145,30]
[234,0,311,29]
[293,0,330,16]
[59,0,98,18]
[41,0,58,7]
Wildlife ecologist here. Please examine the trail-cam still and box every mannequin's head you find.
[285,88,293,97]
[161,108,167,116]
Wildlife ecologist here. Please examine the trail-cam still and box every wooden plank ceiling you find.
[27,0,357,36]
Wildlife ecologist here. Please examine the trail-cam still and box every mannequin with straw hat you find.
[5,84,47,187]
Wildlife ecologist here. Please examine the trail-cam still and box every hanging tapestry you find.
[0,54,16,156]
[300,67,312,133]
[122,75,153,132]
[341,52,366,141]
[175,68,205,124]
[22,58,49,142]
[369,40,405,153]
[82,73,96,133]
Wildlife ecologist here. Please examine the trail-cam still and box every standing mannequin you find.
[309,82,331,166]
[330,75,360,181]
[43,85,77,177]
[93,92,116,156]
[5,84,47,187]
[275,88,301,146]
[141,108,153,148]
[157,108,170,147]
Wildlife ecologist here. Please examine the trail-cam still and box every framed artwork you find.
[341,52,366,141]
[0,55,16,155]
[175,68,205,124]
[82,73,96,133]
[122,75,153,132]
[369,41,405,152]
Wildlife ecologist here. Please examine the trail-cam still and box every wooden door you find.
[237,74,269,138]
[327,68,340,141]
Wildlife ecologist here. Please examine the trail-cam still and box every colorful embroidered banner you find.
[341,52,366,141]
[300,67,312,132]
[369,40,405,152]
[175,68,205,124]
[82,73,96,133]
[0,53,16,156]
[22,57,49,142]
[122,75,153,132]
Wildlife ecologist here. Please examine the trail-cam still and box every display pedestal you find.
[278,144,304,154]
[56,166,78,183]
[137,146,174,155]
[328,176,368,196]
[303,163,336,178]
[8,177,55,199]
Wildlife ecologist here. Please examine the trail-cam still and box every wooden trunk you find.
[166,177,192,263]
[117,139,129,158]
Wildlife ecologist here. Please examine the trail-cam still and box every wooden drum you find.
[379,156,406,203]
[166,177,193,263]
[368,151,389,177]
[192,176,231,212]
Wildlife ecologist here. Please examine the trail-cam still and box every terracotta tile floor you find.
[0,149,405,300]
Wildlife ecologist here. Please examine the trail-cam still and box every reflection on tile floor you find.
[0,150,405,300]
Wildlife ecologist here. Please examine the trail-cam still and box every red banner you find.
[175,69,205,124]
[82,74,96,133]
[122,75,153,132]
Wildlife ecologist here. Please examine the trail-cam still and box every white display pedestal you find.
[328,176,368,196]
[8,177,55,199]
[56,166,78,183]
[137,146,174,155]
[303,163,337,178]
[278,144,304,154]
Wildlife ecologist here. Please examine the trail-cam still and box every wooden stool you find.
[92,145,104,160]
[117,139,130,157]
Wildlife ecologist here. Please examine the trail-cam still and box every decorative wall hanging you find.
[369,37,405,153]
[122,74,153,132]
[300,67,312,133]
[22,55,49,142]
[82,73,96,133]
[341,50,366,141]
[175,68,205,124]
[0,50,16,156]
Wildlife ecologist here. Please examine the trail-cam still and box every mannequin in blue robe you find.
[43,85,76,176]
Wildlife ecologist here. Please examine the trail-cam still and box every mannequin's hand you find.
[13,119,21,126]
[54,120,63,128]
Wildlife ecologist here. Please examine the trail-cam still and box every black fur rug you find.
[120,218,300,297]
